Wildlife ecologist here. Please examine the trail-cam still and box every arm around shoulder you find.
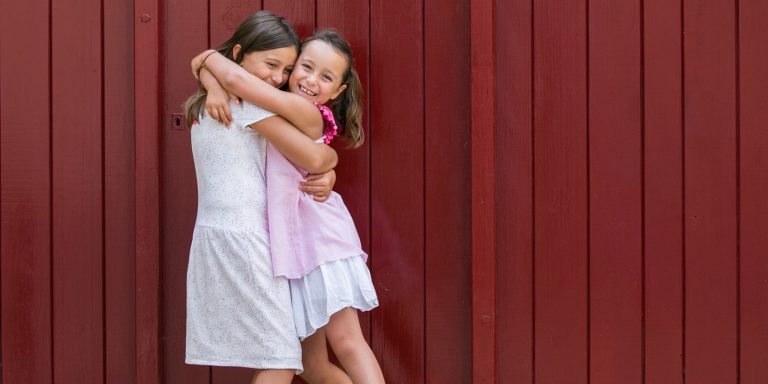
[251,116,337,174]
[201,52,323,137]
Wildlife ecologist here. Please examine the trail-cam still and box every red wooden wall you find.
[494,0,768,384]
[1,0,767,383]
[1,0,137,382]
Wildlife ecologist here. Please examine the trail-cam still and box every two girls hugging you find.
[184,11,384,384]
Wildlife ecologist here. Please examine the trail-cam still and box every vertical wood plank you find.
[263,0,315,37]
[51,0,104,381]
[370,0,425,381]
[160,0,207,381]
[317,0,373,346]
[739,0,768,382]
[496,0,533,381]
[684,1,738,383]
[135,0,161,382]
[470,0,496,382]
[0,0,53,382]
[644,0,684,382]
[104,0,136,382]
[533,0,589,383]
[588,1,643,383]
[644,0,685,383]
[424,0,472,382]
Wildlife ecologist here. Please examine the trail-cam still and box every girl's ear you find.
[330,84,347,101]
[232,44,243,62]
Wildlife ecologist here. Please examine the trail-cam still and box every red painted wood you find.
[317,0,373,347]
[684,1,739,383]
[739,1,768,382]
[0,0,52,382]
[211,1,262,47]
[160,0,207,382]
[135,0,162,382]
[424,0,472,383]
[496,0,533,381]
[370,0,425,381]
[470,0,496,382]
[533,0,589,383]
[588,1,643,383]
[643,0,684,382]
[263,0,315,38]
[105,0,137,382]
[51,0,104,381]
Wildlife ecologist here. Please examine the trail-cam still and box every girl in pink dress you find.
[194,30,385,384]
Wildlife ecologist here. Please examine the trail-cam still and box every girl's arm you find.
[199,68,237,126]
[250,115,337,174]
[193,50,323,139]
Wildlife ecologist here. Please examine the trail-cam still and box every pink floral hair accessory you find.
[314,103,339,144]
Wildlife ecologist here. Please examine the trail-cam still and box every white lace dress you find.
[185,101,302,372]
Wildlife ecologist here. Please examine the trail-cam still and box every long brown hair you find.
[183,11,300,127]
[303,30,364,148]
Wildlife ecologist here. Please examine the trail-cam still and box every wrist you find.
[195,50,218,77]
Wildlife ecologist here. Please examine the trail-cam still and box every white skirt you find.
[289,255,379,340]
[186,225,303,372]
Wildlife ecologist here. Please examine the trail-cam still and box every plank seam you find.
[640,0,647,383]
[680,0,687,381]
[101,0,107,380]
[366,0,374,348]
[422,0,427,380]
[49,0,55,380]
[530,0,536,382]
[735,0,741,382]
[585,0,591,381]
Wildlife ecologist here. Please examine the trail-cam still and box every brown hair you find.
[183,11,300,127]
[303,29,364,148]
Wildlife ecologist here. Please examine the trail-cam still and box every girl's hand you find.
[300,169,336,202]
[191,49,217,79]
[205,84,238,126]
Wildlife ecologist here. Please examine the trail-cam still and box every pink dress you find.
[266,104,378,339]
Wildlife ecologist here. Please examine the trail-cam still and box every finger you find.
[300,186,329,195]
[230,92,240,105]
[216,107,227,126]
[300,180,329,187]
[300,181,330,189]
[210,108,222,123]
[302,174,323,182]
[313,195,330,203]
[223,104,233,126]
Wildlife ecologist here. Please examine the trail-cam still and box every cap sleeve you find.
[236,101,276,127]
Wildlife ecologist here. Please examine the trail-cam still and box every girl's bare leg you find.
[299,328,353,384]
[325,308,385,384]
[251,369,294,384]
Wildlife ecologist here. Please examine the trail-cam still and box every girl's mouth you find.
[299,85,317,97]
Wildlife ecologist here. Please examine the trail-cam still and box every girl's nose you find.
[272,71,283,86]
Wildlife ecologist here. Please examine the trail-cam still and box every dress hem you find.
[185,357,303,373]
[298,303,378,341]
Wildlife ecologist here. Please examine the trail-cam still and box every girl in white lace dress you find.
[183,12,339,384]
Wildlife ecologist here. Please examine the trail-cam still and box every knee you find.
[327,332,363,360]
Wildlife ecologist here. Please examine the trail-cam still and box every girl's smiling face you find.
[288,40,348,104]
[233,44,297,88]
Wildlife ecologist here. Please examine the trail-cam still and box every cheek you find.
[249,64,270,81]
